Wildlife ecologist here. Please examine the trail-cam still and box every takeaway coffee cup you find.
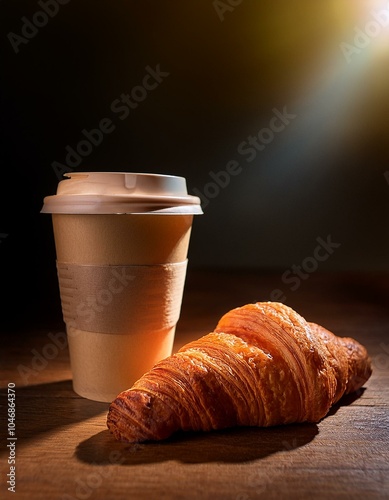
[41,172,202,402]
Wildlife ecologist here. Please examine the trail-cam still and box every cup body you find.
[52,213,193,402]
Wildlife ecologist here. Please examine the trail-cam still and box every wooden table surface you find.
[1,270,388,500]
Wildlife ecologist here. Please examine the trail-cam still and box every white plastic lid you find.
[41,172,203,215]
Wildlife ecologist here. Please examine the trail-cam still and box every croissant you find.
[107,301,372,443]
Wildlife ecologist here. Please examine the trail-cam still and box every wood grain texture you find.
[0,271,388,500]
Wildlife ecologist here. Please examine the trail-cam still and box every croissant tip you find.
[107,388,180,443]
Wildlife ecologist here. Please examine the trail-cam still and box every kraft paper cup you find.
[41,172,202,402]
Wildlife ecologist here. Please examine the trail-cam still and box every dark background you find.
[1,0,389,330]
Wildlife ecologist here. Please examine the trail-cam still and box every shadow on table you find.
[0,380,108,454]
[75,388,369,465]
[75,422,318,465]
[326,387,367,417]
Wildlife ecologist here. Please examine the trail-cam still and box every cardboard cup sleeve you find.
[56,260,188,334]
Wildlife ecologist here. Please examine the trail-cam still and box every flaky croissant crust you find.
[107,302,372,443]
